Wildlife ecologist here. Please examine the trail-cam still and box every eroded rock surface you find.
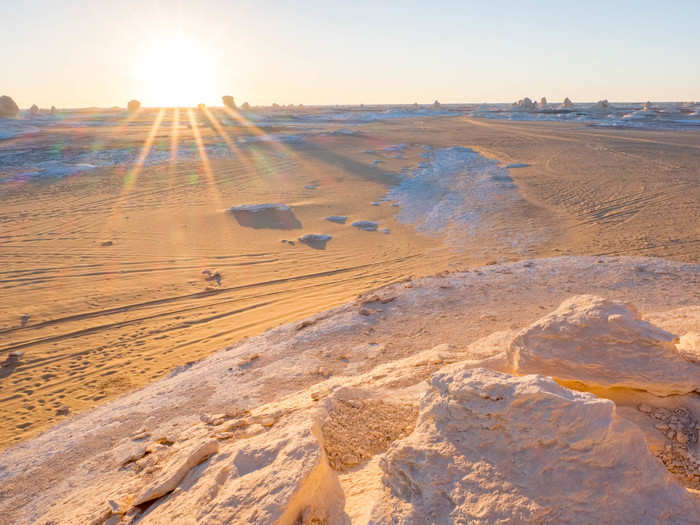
[508,295,700,396]
[372,367,699,524]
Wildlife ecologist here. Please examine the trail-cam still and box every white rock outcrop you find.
[371,367,699,524]
[562,97,574,108]
[222,95,235,109]
[0,95,20,118]
[591,99,612,113]
[507,295,700,395]
[127,99,141,112]
[513,97,537,111]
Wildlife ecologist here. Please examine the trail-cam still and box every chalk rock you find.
[298,233,332,250]
[133,415,344,524]
[127,100,141,112]
[538,97,547,108]
[372,367,699,524]
[222,95,235,109]
[591,99,612,113]
[0,95,20,118]
[507,295,699,396]
[562,97,574,108]
[433,100,441,108]
[677,331,700,363]
[228,203,301,230]
[351,220,379,232]
[324,215,347,224]
[513,97,537,111]
[50,106,56,115]
[241,102,251,110]
[29,104,39,115]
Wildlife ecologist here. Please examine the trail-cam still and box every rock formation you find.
[562,97,574,108]
[197,103,206,111]
[372,367,698,524]
[29,104,39,115]
[433,100,441,108]
[222,95,235,109]
[0,95,20,117]
[50,105,56,115]
[513,97,537,111]
[127,100,141,112]
[298,233,332,250]
[538,96,548,108]
[241,102,251,110]
[507,295,700,396]
[591,99,612,113]
[351,220,379,232]
[228,203,302,230]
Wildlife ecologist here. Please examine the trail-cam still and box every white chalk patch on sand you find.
[385,146,538,250]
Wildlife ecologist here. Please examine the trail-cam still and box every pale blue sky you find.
[2,0,699,107]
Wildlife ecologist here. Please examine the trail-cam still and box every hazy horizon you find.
[3,0,700,108]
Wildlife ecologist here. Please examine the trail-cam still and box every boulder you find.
[228,203,301,230]
[222,95,235,109]
[507,295,699,396]
[0,95,20,118]
[298,233,332,250]
[127,100,141,112]
[372,367,699,524]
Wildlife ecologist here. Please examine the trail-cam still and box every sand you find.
[0,109,699,450]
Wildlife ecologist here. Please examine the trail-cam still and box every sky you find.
[2,0,699,108]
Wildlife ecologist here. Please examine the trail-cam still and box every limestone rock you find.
[371,367,699,524]
[592,99,612,113]
[507,295,700,396]
[127,100,141,112]
[562,97,574,108]
[298,233,332,250]
[0,95,20,118]
[222,95,235,109]
[513,97,537,111]
[241,102,251,110]
[29,104,39,115]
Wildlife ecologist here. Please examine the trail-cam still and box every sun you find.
[135,32,220,107]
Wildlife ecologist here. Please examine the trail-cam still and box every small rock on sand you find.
[298,233,332,250]
[325,215,347,224]
[352,220,379,232]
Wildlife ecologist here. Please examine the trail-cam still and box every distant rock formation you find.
[271,103,280,109]
[562,97,574,108]
[591,99,611,113]
[538,96,548,108]
[433,100,441,108]
[197,103,206,111]
[643,101,654,111]
[507,295,699,396]
[513,97,537,111]
[374,367,699,523]
[0,95,19,118]
[29,104,39,116]
[50,106,56,115]
[241,102,251,111]
[127,100,141,112]
[222,95,235,109]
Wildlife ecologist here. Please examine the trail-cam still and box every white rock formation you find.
[507,295,700,396]
[222,95,235,109]
[513,97,537,111]
[241,102,251,110]
[538,96,548,108]
[371,367,698,524]
[351,220,379,232]
[562,97,574,108]
[29,104,39,115]
[0,95,20,117]
[325,215,348,224]
[127,99,141,112]
[591,99,612,113]
[298,233,332,249]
